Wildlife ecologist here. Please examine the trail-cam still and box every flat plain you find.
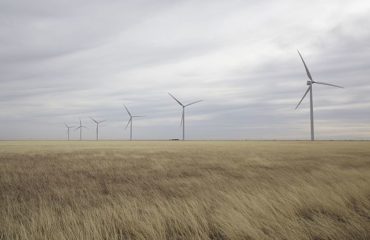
[0,141,370,240]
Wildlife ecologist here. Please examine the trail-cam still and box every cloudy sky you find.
[1,0,370,140]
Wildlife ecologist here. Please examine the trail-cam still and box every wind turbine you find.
[90,117,105,141]
[124,105,144,141]
[168,93,202,141]
[75,119,87,141]
[295,50,343,141]
[64,123,74,141]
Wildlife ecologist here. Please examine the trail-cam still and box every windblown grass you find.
[1,141,370,240]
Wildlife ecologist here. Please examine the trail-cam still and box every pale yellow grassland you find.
[0,141,370,240]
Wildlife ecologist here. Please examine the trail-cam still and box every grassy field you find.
[0,141,370,240]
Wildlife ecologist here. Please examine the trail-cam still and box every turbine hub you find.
[307,81,312,86]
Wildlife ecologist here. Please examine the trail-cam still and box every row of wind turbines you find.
[65,93,202,141]
[64,50,343,141]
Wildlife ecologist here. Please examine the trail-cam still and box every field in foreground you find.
[0,141,370,240]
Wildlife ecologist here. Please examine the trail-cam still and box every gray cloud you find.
[1,0,370,140]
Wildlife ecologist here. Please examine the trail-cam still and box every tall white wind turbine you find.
[75,119,87,141]
[168,93,202,141]
[90,117,105,141]
[124,105,144,141]
[64,123,74,141]
[296,50,343,141]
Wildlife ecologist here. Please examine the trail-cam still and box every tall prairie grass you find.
[0,141,370,240]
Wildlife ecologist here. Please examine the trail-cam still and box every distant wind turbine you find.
[75,119,87,141]
[295,50,343,141]
[64,123,74,141]
[90,117,105,141]
[124,105,144,141]
[168,93,202,141]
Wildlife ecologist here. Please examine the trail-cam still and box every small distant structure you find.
[90,117,105,141]
[124,105,144,141]
[75,119,87,141]
[64,123,74,141]
[168,92,202,141]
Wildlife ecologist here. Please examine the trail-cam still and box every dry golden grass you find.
[0,141,370,240]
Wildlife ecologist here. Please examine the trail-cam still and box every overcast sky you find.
[1,0,370,140]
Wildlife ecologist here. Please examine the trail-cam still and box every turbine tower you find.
[296,50,343,141]
[124,105,144,141]
[75,119,87,141]
[64,123,74,141]
[90,117,105,141]
[168,93,202,141]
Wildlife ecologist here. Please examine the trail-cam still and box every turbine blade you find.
[125,118,132,129]
[124,105,132,117]
[297,50,313,81]
[132,115,144,118]
[89,117,98,123]
[295,86,311,109]
[185,100,202,107]
[314,81,343,88]
[168,92,184,106]
[98,120,106,123]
